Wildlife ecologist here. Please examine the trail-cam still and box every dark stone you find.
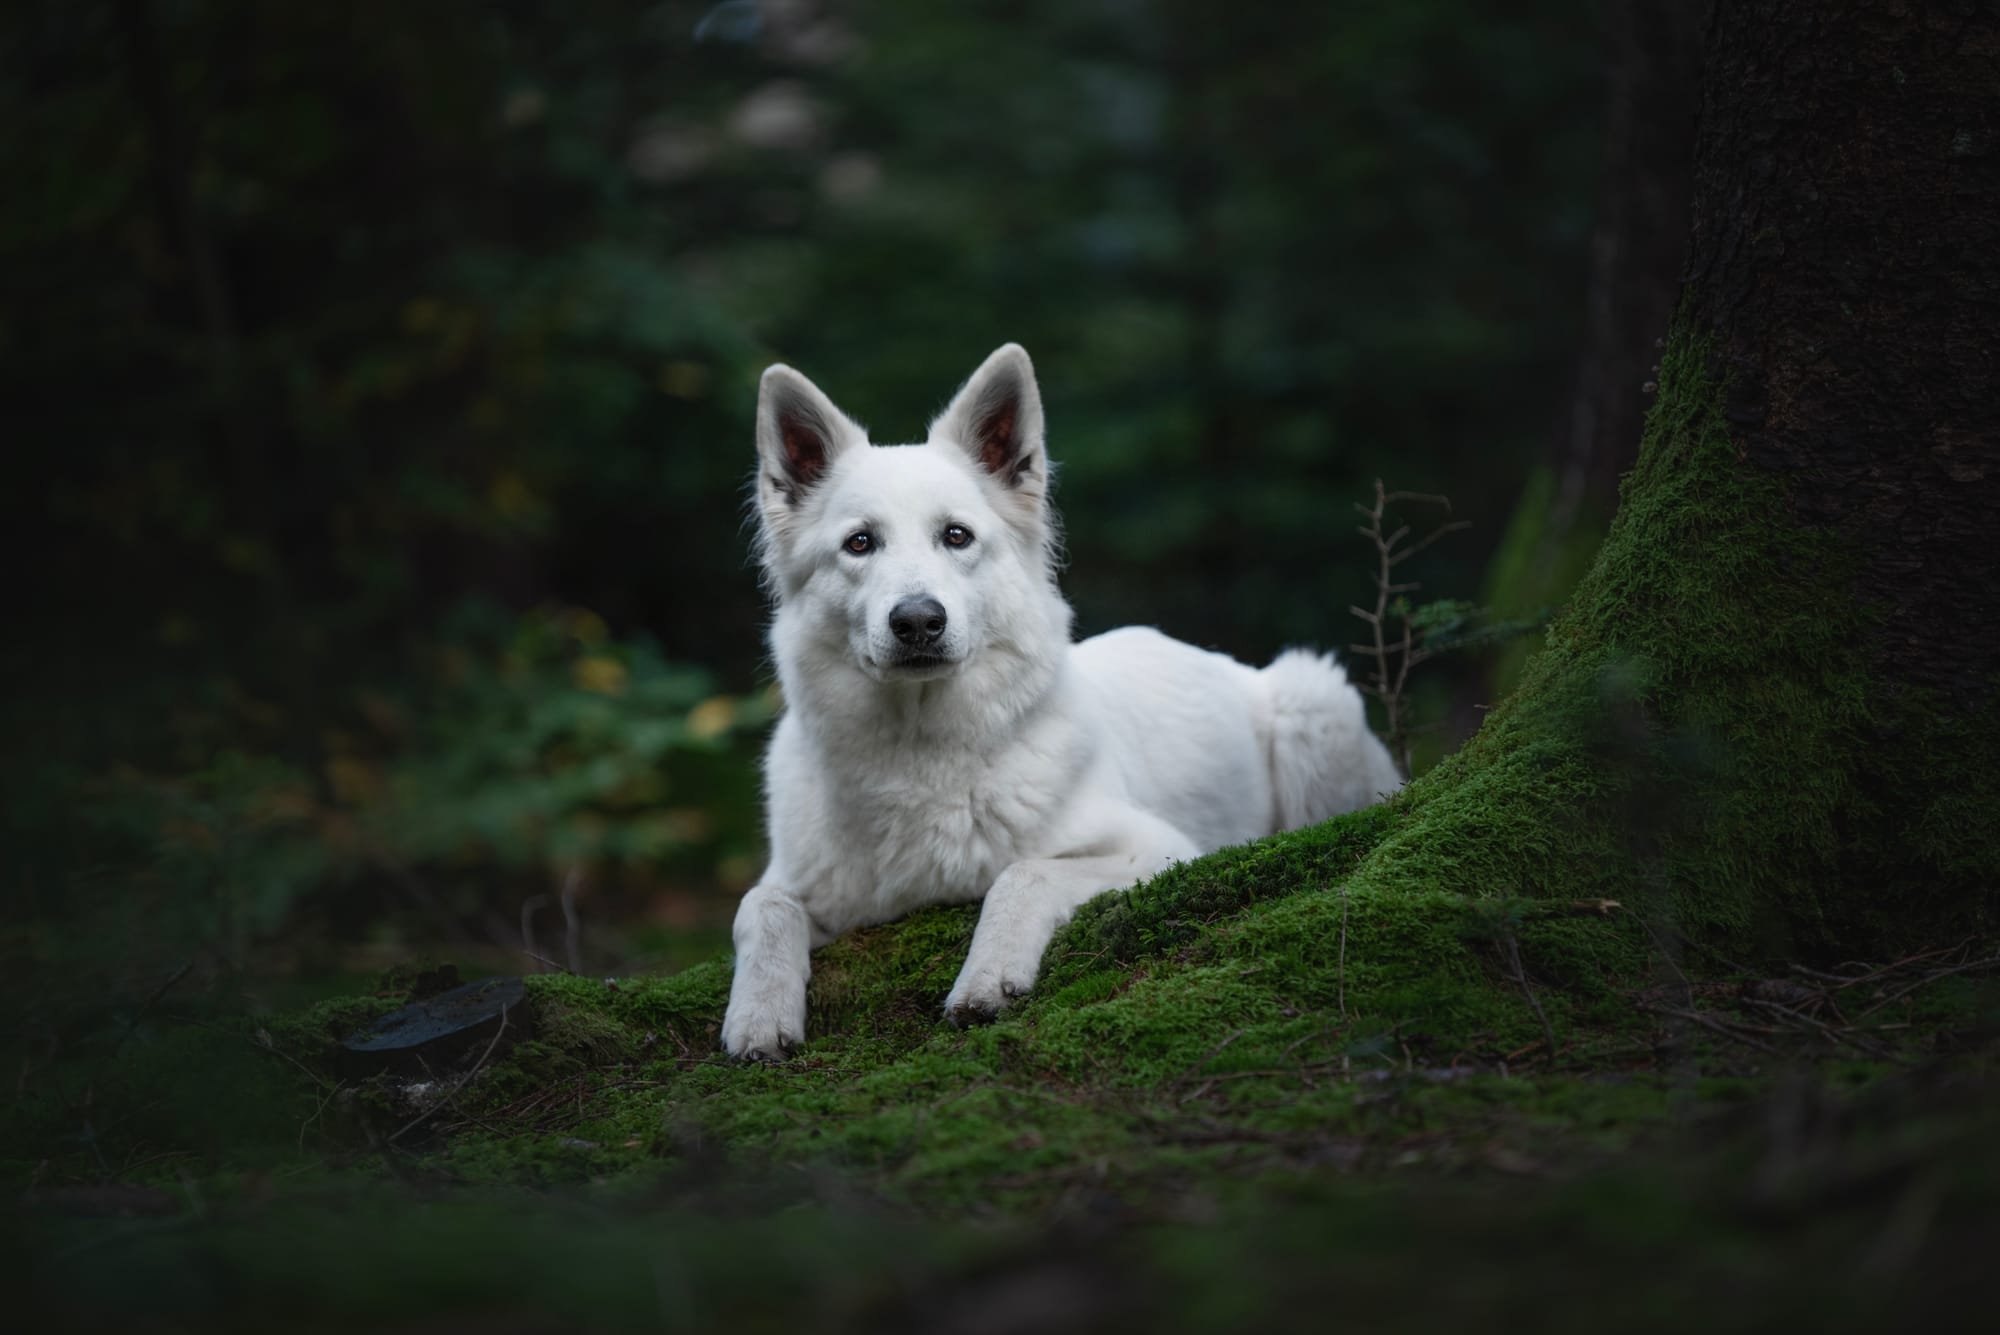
[340,974,530,1079]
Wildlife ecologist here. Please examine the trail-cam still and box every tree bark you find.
[1553,0,1702,531]
[1484,0,1700,699]
[1685,0,2000,703]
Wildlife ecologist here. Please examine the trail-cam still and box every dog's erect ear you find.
[930,344,1046,495]
[756,364,864,512]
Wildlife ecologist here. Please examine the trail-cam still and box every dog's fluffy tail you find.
[1260,649,1404,830]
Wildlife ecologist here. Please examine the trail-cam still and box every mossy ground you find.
[9,815,1995,1331]
[12,323,1998,1328]
[11,781,1994,1332]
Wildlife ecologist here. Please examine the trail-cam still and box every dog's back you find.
[1070,627,1273,849]
[1071,629,1401,853]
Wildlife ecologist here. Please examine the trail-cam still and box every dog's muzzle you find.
[888,596,947,648]
[883,595,955,672]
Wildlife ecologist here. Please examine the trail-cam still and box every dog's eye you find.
[942,524,974,549]
[843,531,874,555]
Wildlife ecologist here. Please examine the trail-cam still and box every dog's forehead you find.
[820,442,991,518]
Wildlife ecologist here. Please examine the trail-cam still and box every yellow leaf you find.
[686,695,735,740]
[219,537,276,578]
[467,396,505,432]
[402,298,443,333]
[325,756,383,805]
[487,470,540,520]
[574,656,628,696]
[659,360,712,400]
[564,607,610,646]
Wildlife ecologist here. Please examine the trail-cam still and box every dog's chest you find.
[858,751,1058,897]
[788,724,1078,925]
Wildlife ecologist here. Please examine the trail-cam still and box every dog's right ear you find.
[755,364,864,524]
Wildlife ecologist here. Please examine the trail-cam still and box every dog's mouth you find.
[880,652,958,678]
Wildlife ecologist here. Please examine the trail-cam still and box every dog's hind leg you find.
[944,814,1198,1025]
[720,883,813,1061]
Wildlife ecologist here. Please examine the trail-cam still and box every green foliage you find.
[366,602,771,870]
[7,602,768,1003]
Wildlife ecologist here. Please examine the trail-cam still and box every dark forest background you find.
[3,0,1650,1003]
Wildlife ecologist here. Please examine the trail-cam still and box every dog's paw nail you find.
[722,1032,798,1064]
[1000,980,1027,999]
[946,1002,999,1029]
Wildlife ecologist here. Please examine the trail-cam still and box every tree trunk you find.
[1686,0,2000,700]
[1354,0,2000,957]
[1553,0,1703,530]
[1483,0,1701,697]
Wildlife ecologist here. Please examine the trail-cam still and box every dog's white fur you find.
[720,344,1402,1059]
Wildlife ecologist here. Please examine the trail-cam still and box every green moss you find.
[1340,325,1958,958]
[1482,464,1611,698]
[806,905,980,1043]
[263,991,403,1062]
[1042,802,1402,993]
[393,823,1666,1206]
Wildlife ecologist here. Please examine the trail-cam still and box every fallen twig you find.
[388,1003,509,1145]
[1855,952,2000,1021]
[1498,931,1560,1065]
[1635,1001,1781,1057]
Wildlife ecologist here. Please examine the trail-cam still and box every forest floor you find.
[9,805,1997,1333]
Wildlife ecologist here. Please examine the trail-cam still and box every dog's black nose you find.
[889,596,948,646]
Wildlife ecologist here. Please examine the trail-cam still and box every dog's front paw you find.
[942,970,1032,1029]
[720,1009,801,1063]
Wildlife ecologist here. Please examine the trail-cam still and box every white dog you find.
[720,345,1402,1060]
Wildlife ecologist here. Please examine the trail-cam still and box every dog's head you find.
[752,344,1059,683]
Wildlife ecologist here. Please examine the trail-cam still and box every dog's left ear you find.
[930,344,1047,502]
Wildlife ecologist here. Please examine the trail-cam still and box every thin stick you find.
[167,1015,333,1090]
[521,894,551,972]
[1855,953,2000,1020]
[1499,931,1559,1064]
[559,865,584,975]
[1171,1028,1247,1085]
[1349,478,1467,776]
[1739,998,1904,1063]
[1635,1002,1780,1056]
[1337,882,1351,1019]
[521,949,573,975]
[388,1003,510,1145]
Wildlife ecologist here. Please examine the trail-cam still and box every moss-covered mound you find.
[289,801,1651,1204]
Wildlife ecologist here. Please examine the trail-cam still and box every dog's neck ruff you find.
[783,629,1069,754]
[772,577,1074,757]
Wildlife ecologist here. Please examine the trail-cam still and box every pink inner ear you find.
[782,417,828,487]
[977,403,1019,477]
